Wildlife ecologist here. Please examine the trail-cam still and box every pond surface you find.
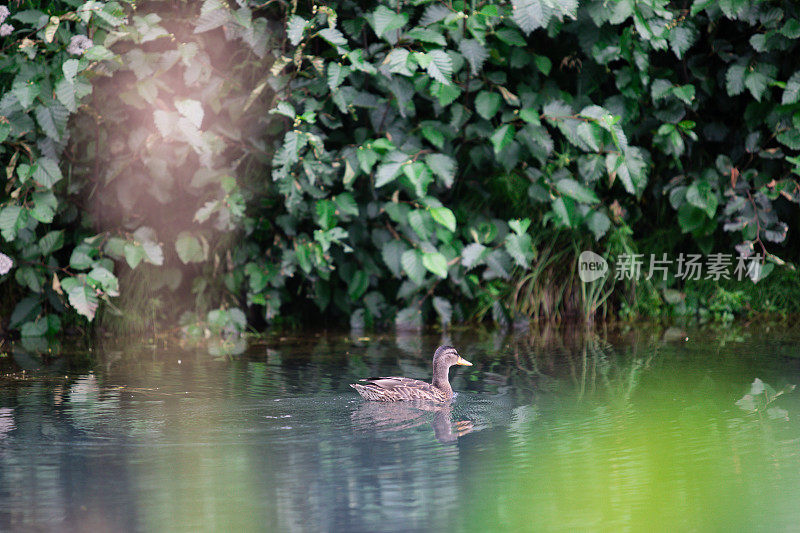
[2,325,800,532]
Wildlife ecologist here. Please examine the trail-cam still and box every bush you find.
[0,1,127,344]
[258,0,800,328]
[3,0,800,341]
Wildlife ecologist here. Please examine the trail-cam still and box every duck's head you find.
[433,345,472,368]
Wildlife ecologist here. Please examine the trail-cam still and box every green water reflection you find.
[0,325,799,531]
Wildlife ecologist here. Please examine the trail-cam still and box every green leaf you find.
[295,242,312,274]
[431,81,461,107]
[433,296,452,326]
[750,261,774,283]
[16,266,43,293]
[672,84,695,105]
[319,28,348,52]
[461,242,487,269]
[346,49,377,74]
[677,203,705,233]
[585,211,611,240]
[370,6,408,39]
[504,232,533,267]
[485,249,512,279]
[124,243,145,269]
[475,91,502,120]
[430,207,456,232]
[381,240,406,278]
[245,263,269,293]
[725,64,746,96]
[175,232,205,263]
[422,251,448,279]
[287,15,307,45]
[508,218,531,234]
[669,25,697,58]
[315,199,337,230]
[21,319,48,337]
[31,191,57,223]
[62,59,81,82]
[520,108,540,124]
[744,69,770,102]
[782,72,800,104]
[63,278,99,321]
[490,124,515,154]
[425,153,456,188]
[55,78,77,112]
[781,19,800,39]
[44,16,59,43]
[334,192,359,217]
[69,245,94,270]
[511,0,548,35]
[194,200,218,223]
[606,151,646,196]
[495,27,526,46]
[83,45,115,61]
[395,306,422,329]
[33,158,63,188]
[401,249,426,285]
[421,123,445,148]
[348,270,369,301]
[327,62,349,90]
[534,55,551,75]
[551,197,579,228]
[0,206,26,241]
[175,99,204,128]
[12,76,40,110]
[459,39,488,75]
[555,178,599,204]
[651,79,673,101]
[777,129,800,150]
[578,154,605,182]
[686,180,717,218]
[357,147,378,174]
[35,104,67,141]
[402,162,433,198]
[576,122,601,151]
[87,266,119,296]
[420,4,451,26]
[425,49,452,85]
[375,154,405,187]
[10,297,40,329]
[383,48,412,76]
[39,230,64,255]
[142,240,164,266]
[408,209,430,240]
[404,27,446,46]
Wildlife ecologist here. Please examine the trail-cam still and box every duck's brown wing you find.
[350,377,448,402]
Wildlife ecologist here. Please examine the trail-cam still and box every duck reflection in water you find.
[351,400,474,444]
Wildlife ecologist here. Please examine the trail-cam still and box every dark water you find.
[2,325,800,532]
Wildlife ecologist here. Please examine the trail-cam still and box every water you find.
[1,325,800,532]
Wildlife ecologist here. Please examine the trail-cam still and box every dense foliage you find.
[263,0,800,327]
[0,1,128,348]
[2,0,800,344]
[0,0,273,350]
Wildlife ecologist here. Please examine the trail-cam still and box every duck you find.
[350,345,472,402]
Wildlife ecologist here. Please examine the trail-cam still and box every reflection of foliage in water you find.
[736,378,795,421]
[459,330,800,532]
[2,327,800,530]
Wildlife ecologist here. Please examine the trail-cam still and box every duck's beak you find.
[456,356,473,366]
